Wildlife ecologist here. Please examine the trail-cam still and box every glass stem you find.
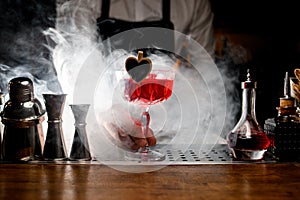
[140,106,150,153]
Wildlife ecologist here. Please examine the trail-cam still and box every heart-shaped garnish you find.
[125,51,152,82]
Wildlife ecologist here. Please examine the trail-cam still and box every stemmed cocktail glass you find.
[117,54,175,161]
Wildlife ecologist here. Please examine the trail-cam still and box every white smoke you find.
[0,0,242,172]
[0,2,61,101]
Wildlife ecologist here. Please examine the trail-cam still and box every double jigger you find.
[0,77,91,162]
[43,94,91,161]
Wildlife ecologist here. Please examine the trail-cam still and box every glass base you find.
[125,147,166,162]
[231,148,267,161]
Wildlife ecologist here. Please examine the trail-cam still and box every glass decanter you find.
[227,70,270,160]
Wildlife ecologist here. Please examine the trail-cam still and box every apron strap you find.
[100,0,171,21]
[101,0,110,19]
[162,0,170,21]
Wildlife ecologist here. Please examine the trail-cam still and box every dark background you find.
[1,0,300,125]
[0,0,58,93]
[210,0,300,124]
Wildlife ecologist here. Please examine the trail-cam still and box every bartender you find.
[57,0,215,57]
[96,0,215,58]
[57,0,215,150]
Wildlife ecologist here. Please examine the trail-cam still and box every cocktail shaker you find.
[1,77,45,161]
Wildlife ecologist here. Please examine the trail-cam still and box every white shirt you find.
[57,0,215,56]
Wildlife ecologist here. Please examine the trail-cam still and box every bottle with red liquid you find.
[227,70,270,160]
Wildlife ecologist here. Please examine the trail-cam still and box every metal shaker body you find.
[1,77,45,161]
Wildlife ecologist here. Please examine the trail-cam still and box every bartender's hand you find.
[102,104,156,150]
[103,121,156,150]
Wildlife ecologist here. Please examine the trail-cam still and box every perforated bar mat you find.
[0,144,275,165]
[93,144,276,165]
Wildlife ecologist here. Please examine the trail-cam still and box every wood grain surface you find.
[0,163,300,200]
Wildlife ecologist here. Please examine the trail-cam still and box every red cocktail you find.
[124,74,174,105]
[121,69,175,161]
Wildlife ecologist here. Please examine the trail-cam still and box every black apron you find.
[96,0,175,55]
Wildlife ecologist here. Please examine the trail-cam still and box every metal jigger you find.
[69,104,91,161]
[43,94,67,161]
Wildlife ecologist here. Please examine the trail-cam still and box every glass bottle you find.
[227,70,270,160]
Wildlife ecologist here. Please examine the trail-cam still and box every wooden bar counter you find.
[1,163,300,200]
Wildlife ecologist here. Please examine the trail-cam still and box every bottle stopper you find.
[277,72,297,118]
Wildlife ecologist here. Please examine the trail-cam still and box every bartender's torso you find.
[56,0,214,56]
[94,0,191,29]
[92,0,214,55]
